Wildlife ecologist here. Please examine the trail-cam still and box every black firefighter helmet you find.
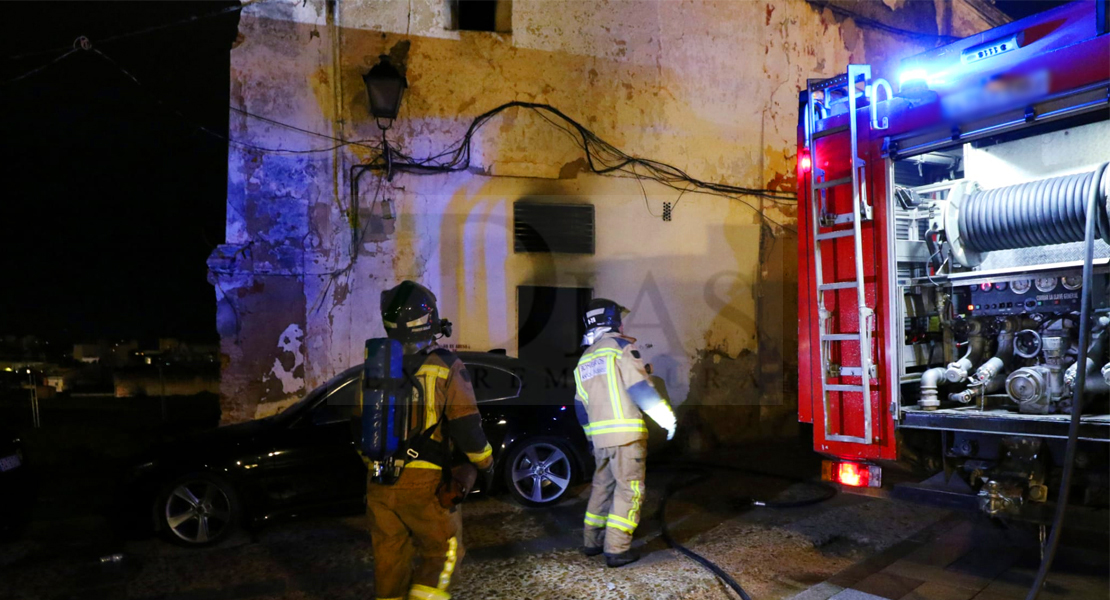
[583,298,628,331]
[381,280,445,343]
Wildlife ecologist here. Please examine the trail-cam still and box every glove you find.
[645,404,677,441]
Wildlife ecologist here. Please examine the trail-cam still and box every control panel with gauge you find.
[954,269,1107,317]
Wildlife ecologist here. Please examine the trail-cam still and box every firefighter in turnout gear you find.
[366,281,494,600]
[574,298,677,567]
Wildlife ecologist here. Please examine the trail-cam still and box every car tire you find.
[155,472,241,547]
[503,437,577,507]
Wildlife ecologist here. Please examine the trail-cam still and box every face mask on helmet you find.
[381,280,442,344]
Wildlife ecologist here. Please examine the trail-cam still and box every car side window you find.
[466,364,522,403]
[309,375,360,425]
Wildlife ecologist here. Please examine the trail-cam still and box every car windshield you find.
[272,365,362,423]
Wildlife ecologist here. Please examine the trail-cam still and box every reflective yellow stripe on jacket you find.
[580,348,625,423]
[606,356,622,419]
[583,418,647,437]
[576,336,649,448]
[465,444,493,464]
[573,367,589,403]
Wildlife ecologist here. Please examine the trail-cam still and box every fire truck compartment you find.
[891,117,1110,435]
[799,1,1110,522]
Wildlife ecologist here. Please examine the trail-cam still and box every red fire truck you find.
[797,1,1109,518]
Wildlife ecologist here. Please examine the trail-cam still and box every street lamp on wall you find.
[363,54,407,128]
[362,54,407,180]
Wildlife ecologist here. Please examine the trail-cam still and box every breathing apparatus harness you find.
[361,340,463,486]
[363,279,461,485]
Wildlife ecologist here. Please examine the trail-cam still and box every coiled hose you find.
[959,167,1110,252]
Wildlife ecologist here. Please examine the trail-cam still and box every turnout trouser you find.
[583,439,647,554]
[367,468,464,600]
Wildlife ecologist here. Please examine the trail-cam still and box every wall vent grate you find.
[513,202,594,254]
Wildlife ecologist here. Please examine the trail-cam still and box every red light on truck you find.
[838,462,865,486]
[821,460,881,488]
[800,154,812,171]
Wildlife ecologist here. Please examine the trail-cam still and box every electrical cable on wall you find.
[9,38,801,232]
[361,101,799,232]
[229,106,385,153]
[381,101,796,204]
[6,37,803,229]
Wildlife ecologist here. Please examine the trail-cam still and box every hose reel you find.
[944,167,1110,267]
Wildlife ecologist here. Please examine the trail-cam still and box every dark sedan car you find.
[122,352,592,546]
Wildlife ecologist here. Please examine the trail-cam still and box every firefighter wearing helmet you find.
[574,298,676,567]
[366,280,494,600]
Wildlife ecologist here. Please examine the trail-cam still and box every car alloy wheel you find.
[163,478,234,545]
[509,440,573,506]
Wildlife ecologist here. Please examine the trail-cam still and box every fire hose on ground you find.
[654,461,839,600]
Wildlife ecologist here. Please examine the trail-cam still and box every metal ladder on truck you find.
[804,65,889,445]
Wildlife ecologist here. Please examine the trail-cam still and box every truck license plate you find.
[0,454,21,472]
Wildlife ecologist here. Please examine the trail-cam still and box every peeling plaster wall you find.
[213,0,999,437]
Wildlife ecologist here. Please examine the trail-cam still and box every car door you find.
[260,374,367,516]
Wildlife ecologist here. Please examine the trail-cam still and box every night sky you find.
[0,0,1071,348]
[0,2,238,345]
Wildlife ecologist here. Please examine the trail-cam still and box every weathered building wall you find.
[211,0,1003,439]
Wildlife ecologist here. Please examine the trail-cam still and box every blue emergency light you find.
[898,68,928,88]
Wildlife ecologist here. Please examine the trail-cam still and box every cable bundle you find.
[385,101,797,206]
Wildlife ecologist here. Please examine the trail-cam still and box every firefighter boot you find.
[604,548,640,568]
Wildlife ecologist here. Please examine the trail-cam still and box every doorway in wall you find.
[517,286,592,388]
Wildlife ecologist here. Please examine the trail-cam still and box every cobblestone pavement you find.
[1,465,1105,600]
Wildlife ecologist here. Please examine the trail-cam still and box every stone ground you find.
[2,448,1106,600]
